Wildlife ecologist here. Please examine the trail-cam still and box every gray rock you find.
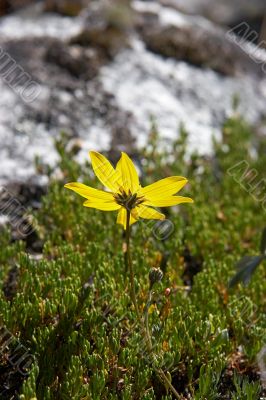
[46,39,106,79]
[0,0,266,186]
[70,0,134,59]
[0,31,136,184]
[135,2,263,77]
[44,0,88,16]
[0,0,36,16]
[160,0,266,27]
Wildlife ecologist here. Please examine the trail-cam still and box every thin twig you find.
[125,209,141,323]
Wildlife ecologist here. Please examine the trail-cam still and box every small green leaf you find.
[212,329,229,348]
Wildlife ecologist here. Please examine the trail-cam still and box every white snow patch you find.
[0,4,83,39]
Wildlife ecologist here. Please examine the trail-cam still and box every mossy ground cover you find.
[0,115,265,399]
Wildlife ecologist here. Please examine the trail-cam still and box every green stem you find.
[157,369,183,400]
[125,209,182,400]
[125,209,141,323]
[144,290,153,350]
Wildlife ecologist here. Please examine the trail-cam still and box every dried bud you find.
[149,267,163,288]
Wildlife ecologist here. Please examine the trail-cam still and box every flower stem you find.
[125,209,141,323]
[125,209,182,400]
[144,289,153,350]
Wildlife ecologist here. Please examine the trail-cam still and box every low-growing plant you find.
[64,151,193,398]
[0,115,265,399]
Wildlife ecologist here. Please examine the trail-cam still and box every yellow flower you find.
[64,151,193,229]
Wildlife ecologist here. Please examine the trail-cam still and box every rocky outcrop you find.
[44,0,87,16]
[0,0,35,15]
[160,0,266,47]
[0,33,137,184]
[135,3,264,77]
[46,39,105,79]
[0,0,9,15]
[71,26,130,60]
[70,0,134,59]
[160,0,266,27]
[0,0,265,186]
[0,0,88,17]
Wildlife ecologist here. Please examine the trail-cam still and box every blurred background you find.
[0,0,265,186]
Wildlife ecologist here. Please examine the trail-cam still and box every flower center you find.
[114,189,145,210]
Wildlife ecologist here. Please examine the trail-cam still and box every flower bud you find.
[149,267,163,288]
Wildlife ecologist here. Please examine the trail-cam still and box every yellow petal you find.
[116,152,140,194]
[83,200,121,211]
[64,182,114,201]
[89,151,122,192]
[116,207,137,229]
[141,176,188,200]
[144,196,194,207]
[132,205,165,220]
